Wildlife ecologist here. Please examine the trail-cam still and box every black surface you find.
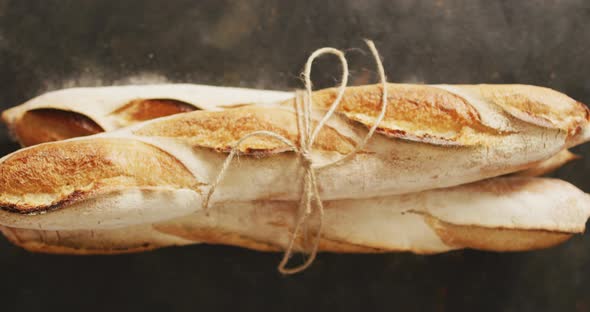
[1,0,590,311]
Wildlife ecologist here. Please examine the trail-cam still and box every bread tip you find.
[0,108,14,125]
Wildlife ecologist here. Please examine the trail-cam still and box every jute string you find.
[202,40,388,274]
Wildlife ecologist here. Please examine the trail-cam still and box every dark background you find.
[1,0,590,311]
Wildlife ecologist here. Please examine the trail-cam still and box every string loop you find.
[203,40,388,274]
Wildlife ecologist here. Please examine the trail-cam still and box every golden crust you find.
[0,138,199,213]
[110,99,198,123]
[309,83,498,145]
[15,109,104,146]
[134,106,357,154]
[478,84,590,133]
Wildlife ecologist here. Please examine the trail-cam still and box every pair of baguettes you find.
[0,83,589,255]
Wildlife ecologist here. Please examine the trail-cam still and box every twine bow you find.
[202,40,388,274]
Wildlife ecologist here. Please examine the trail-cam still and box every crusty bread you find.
[308,84,589,145]
[1,178,586,255]
[0,83,588,229]
[1,84,292,146]
[4,84,584,179]
[4,83,588,147]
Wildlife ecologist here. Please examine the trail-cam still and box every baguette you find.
[4,84,583,177]
[5,83,588,146]
[1,84,292,146]
[1,177,587,254]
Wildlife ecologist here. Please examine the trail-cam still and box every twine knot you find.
[202,40,388,274]
[300,151,313,167]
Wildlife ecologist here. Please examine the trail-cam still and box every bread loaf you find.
[1,178,587,255]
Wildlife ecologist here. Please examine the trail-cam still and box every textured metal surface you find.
[1,0,590,311]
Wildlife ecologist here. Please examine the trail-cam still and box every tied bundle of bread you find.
[1,45,590,274]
